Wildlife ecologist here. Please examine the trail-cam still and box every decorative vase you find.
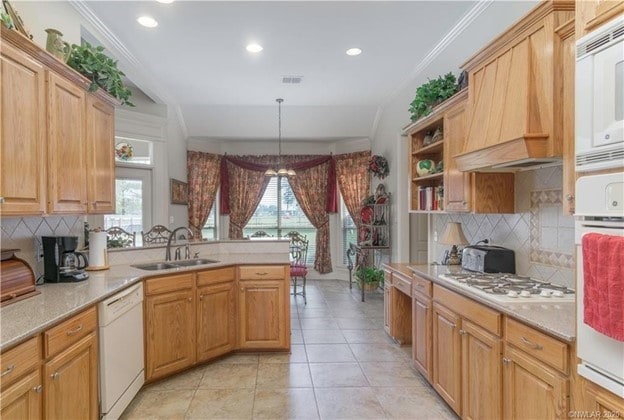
[45,28,72,62]
[416,159,435,177]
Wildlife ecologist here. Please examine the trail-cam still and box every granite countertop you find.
[383,263,576,343]
[0,252,290,351]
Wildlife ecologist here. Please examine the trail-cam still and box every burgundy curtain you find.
[288,159,334,273]
[220,157,271,239]
[335,151,371,230]
[187,152,222,239]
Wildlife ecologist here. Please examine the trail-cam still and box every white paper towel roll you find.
[89,231,108,268]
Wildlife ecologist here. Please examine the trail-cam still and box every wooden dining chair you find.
[105,226,136,248]
[141,225,172,245]
[289,233,309,304]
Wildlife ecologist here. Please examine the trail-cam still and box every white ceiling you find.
[84,1,536,141]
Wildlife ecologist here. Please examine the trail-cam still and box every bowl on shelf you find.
[416,159,435,177]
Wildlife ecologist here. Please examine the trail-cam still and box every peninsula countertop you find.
[383,263,575,342]
[1,250,290,351]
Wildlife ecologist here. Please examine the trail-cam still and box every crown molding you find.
[380,0,494,109]
[68,0,189,138]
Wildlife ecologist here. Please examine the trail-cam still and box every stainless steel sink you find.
[172,258,220,267]
[131,262,178,271]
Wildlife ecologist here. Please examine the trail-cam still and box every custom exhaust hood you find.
[454,1,573,172]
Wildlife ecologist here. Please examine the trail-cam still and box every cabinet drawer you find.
[393,272,412,297]
[433,285,501,336]
[412,274,432,297]
[383,270,392,286]
[145,273,194,296]
[505,317,568,374]
[239,265,285,280]
[44,306,96,358]
[0,336,41,388]
[197,266,235,287]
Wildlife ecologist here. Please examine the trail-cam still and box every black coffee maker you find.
[42,236,89,282]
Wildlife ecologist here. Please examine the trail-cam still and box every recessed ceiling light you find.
[246,43,263,53]
[137,16,158,28]
[156,0,175,3]
[346,47,362,56]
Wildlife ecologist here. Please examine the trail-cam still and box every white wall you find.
[368,1,537,264]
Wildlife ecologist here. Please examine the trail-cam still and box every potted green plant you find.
[355,266,384,291]
[67,41,134,106]
[408,72,458,121]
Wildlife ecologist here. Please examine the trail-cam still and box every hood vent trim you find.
[455,136,562,172]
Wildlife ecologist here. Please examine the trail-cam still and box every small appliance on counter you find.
[42,236,89,282]
[461,245,515,273]
[0,249,40,306]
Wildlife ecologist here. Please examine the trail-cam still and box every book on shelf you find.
[415,186,443,211]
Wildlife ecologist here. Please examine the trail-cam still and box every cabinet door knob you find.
[187,297,192,302]
[0,197,5,204]
[241,288,244,292]
[51,372,60,380]
[33,385,43,393]
[199,295,203,301]
[1,364,15,377]
[459,329,467,336]
[565,194,574,202]
[502,357,511,365]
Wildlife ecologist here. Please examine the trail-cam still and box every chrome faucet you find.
[165,227,194,261]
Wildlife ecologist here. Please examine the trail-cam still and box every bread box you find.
[1,249,39,306]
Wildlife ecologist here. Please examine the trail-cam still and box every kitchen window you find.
[103,167,152,245]
[202,203,218,240]
[245,177,316,265]
[341,199,356,265]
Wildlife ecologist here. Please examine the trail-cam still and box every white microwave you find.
[576,16,624,172]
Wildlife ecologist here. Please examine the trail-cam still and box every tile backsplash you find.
[0,215,84,280]
[432,166,575,288]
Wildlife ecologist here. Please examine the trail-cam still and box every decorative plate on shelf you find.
[115,142,134,161]
[359,226,371,243]
[361,206,374,224]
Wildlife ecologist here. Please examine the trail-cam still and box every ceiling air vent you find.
[282,75,303,84]
[577,17,624,58]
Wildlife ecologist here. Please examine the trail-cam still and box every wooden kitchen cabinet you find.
[503,345,569,419]
[412,275,432,381]
[85,95,115,214]
[196,267,237,362]
[145,273,196,381]
[0,336,42,420]
[46,71,88,214]
[456,1,575,172]
[0,369,43,420]
[44,332,98,420]
[0,42,47,216]
[432,285,503,418]
[43,307,98,420]
[389,272,412,344]
[576,0,624,37]
[383,270,392,334]
[238,265,290,350]
[404,89,514,214]
[461,319,502,420]
[432,302,462,414]
[0,25,117,216]
[557,18,576,215]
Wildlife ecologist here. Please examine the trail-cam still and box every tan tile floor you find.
[121,280,458,419]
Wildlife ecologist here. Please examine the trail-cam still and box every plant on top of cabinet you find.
[409,72,458,121]
[67,42,134,106]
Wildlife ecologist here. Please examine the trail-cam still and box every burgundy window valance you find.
[219,155,337,215]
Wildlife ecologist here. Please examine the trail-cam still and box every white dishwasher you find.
[99,282,144,420]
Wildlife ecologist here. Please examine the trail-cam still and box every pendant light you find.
[265,98,295,177]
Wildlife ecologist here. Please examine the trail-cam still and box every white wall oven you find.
[575,173,624,397]
[576,15,624,172]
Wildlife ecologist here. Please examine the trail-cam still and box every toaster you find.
[461,245,515,273]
